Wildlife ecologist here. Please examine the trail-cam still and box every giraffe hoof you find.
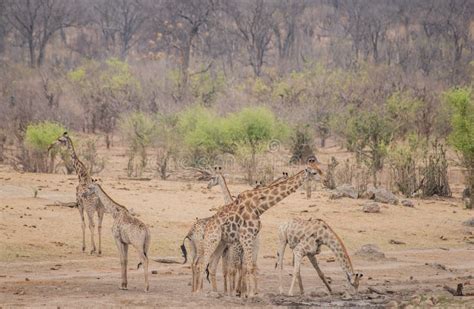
[90,249,96,255]
[82,247,86,252]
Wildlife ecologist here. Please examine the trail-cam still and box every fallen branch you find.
[389,239,406,245]
[117,177,152,181]
[45,201,77,208]
[153,257,182,264]
[368,287,385,295]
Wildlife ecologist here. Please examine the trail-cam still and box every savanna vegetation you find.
[0,0,473,203]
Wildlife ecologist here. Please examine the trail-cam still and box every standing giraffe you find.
[83,182,150,292]
[180,166,234,293]
[49,132,104,254]
[195,157,323,297]
[275,217,363,296]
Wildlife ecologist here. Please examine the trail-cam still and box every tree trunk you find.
[28,36,35,68]
[105,133,111,149]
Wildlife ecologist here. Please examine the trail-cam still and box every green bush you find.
[24,122,66,173]
[343,110,394,187]
[178,106,232,165]
[227,107,289,183]
[445,87,474,208]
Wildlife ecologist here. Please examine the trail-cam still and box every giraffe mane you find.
[320,219,354,272]
[95,184,128,212]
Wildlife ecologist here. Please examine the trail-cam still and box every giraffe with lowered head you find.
[49,132,104,255]
[195,157,323,297]
[276,217,363,296]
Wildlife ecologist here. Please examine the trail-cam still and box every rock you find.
[329,184,358,199]
[410,295,421,305]
[463,218,474,227]
[401,199,414,207]
[385,300,398,308]
[151,270,158,275]
[362,202,380,213]
[354,244,385,260]
[367,187,399,205]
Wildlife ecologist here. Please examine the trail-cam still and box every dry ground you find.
[1,143,474,307]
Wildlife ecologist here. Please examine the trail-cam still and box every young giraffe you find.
[276,217,363,296]
[195,157,323,297]
[83,182,151,292]
[49,132,104,255]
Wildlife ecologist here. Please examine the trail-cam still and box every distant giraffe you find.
[49,132,104,255]
[195,157,323,297]
[83,182,150,292]
[275,217,362,296]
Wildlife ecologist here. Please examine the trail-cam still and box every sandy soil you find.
[1,144,474,307]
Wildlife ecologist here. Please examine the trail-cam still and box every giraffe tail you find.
[205,264,210,283]
[180,236,190,264]
[137,229,151,270]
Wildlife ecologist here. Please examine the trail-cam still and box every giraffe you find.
[207,168,290,295]
[275,217,363,296]
[49,132,104,255]
[83,182,151,292]
[195,157,323,297]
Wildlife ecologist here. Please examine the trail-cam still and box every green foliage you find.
[227,106,289,153]
[445,87,474,208]
[24,122,66,151]
[343,110,394,186]
[445,88,474,158]
[227,107,289,183]
[23,122,67,173]
[387,91,421,138]
[178,106,232,162]
[190,69,225,106]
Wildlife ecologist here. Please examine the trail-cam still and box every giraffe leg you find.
[222,246,229,294]
[86,206,97,255]
[195,234,221,293]
[189,240,198,292]
[77,201,86,252]
[297,264,304,295]
[208,242,226,292]
[289,250,303,296]
[97,205,104,256]
[240,235,258,297]
[115,239,128,290]
[308,254,332,294]
[276,235,287,294]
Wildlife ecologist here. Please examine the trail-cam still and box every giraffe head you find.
[48,132,70,151]
[207,166,223,189]
[347,272,363,292]
[82,179,100,198]
[305,156,323,178]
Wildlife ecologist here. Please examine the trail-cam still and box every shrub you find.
[445,87,473,207]
[227,107,289,184]
[342,110,394,187]
[178,106,232,166]
[24,122,66,173]
[119,112,156,177]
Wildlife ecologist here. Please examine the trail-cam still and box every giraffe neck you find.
[66,138,91,184]
[319,222,355,281]
[94,185,127,218]
[218,174,233,204]
[255,170,306,215]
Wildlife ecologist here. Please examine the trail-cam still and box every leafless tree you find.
[5,0,81,67]
[94,0,148,59]
[228,0,274,77]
